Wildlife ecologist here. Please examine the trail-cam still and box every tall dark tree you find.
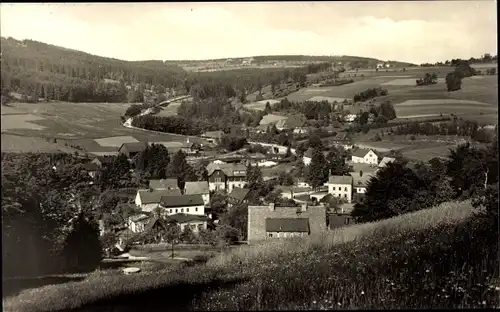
[307,147,329,189]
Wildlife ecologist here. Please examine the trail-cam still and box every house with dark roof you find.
[128,212,151,233]
[350,171,376,196]
[91,155,115,168]
[83,162,99,178]
[206,162,248,192]
[159,194,205,216]
[135,189,182,211]
[328,175,353,203]
[351,148,378,165]
[184,181,210,205]
[149,178,179,191]
[247,203,327,243]
[227,187,250,208]
[275,115,306,131]
[118,142,149,159]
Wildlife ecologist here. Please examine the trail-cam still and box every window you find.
[345,218,351,225]
[186,208,189,213]
[169,209,172,213]
[344,187,348,191]
[175,209,178,213]
[195,207,198,212]
[276,232,281,238]
[344,194,347,198]
[268,233,273,237]
[332,186,336,191]
[181,208,184,213]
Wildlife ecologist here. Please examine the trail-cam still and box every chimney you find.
[301,203,308,212]
[269,203,275,211]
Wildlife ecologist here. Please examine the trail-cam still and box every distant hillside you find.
[0,37,188,103]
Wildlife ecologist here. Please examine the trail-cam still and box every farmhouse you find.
[135,189,182,211]
[159,194,205,216]
[118,142,149,159]
[149,178,179,191]
[128,213,151,233]
[247,203,327,243]
[328,175,353,203]
[184,181,210,206]
[83,162,99,178]
[201,131,224,144]
[275,115,306,132]
[331,132,349,145]
[206,163,247,192]
[351,148,379,165]
[378,157,396,168]
[227,187,250,208]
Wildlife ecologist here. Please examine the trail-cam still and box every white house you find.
[257,160,278,168]
[344,114,357,122]
[297,178,311,188]
[293,127,309,134]
[206,163,248,192]
[158,194,205,216]
[351,148,379,165]
[168,214,210,233]
[184,181,210,206]
[350,171,376,194]
[135,189,182,211]
[328,175,353,203]
[378,157,396,168]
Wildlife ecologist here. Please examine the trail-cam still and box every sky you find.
[0,2,497,64]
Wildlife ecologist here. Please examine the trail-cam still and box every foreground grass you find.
[4,200,499,311]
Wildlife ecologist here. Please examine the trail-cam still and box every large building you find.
[184,181,210,206]
[135,189,182,211]
[206,163,247,192]
[351,148,379,165]
[158,194,205,217]
[247,203,326,243]
[328,175,353,203]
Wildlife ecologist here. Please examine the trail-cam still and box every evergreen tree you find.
[307,147,329,189]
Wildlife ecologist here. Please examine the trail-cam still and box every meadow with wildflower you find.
[4,201,499,311]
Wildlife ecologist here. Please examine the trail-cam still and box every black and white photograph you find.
[1,1,498,311]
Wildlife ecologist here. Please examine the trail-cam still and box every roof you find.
[149,179,179,190]
[351,148,374,158]
[119,142,149,153]
[334,132,348,141]
[328,175,353,185]
[378,157,396,168]
[228,187,250,201]
[265,218,310,233]
[184,181,209,195]
[328,214,353,229]
[137,189,182,204]
[350,171,375,187]
[167,213,209,224]
[129,213,151,223]
[93,156,115,164]
[206,163,247,177]
[83,162,99,171]
[276,115,306,129]
[159,194,204,208]
[202,131,224,139]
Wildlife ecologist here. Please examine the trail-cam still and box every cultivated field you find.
[1,134,82,154]
[0,102,209,154]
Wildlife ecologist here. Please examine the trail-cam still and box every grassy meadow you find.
[4,200,499,311]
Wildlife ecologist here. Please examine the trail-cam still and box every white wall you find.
[161,204,205,216]
[328,183,353,203]
[209,181,226,191]
[355,187,367,194]
[201,193,210,206]
[303,156,312,166]
[363,150,378,165]
[179,221,207,233]
[228,181,248,193]
[351,156,365,163]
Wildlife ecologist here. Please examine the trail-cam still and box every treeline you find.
[394,119,496,143]
[132,115,208,135]
[353,87,388,102]
[421,54,498,67]
[272,98,335,120]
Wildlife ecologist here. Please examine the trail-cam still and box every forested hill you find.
[0,37,188,103]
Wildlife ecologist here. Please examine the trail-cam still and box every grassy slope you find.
[4,200,499,311]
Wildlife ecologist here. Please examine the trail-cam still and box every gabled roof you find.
[265,218,310,233]
[129,213,151,223]
[350,171,375,187]
[184,181,209,195]
[119,142,149,153]
[351,148,375,158]
[378,157,396,168]
[206,163,247,177]
[328,175,353,185]
[137,189,182,204]
[149,179,179,190]
[159,194,204,208]
[334,132,348,141]
[228,187,250,202]
[166,213,209,224]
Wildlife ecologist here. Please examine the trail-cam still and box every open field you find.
[1,114,47,131]
[5,200,498,311]
[1,134,82,154]
[0,102,210,154]
[95,136,139,147]
[381,78,445,86]
[259,113,287,125]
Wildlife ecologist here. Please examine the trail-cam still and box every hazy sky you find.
[0,2,497,64]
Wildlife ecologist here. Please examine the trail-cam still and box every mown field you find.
[4,200,499,312]
[0,102,209,154]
